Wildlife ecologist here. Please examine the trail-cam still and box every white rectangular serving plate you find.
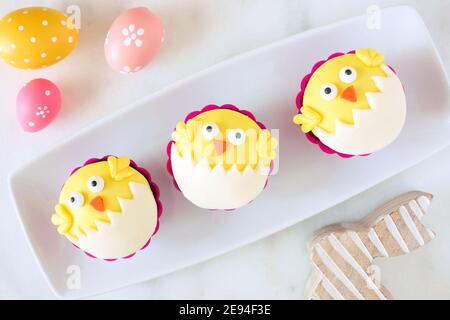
[9,6,450,299]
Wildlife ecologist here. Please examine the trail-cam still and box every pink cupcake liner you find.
[166,104,272,211]
[69,155,163,261]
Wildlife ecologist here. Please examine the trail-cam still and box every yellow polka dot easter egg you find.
[0,7,78,69]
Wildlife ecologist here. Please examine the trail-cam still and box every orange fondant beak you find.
[213,139,227,155]
[341,85,357,102]
[90,196,105,212]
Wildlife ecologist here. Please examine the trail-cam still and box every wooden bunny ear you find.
[355,48,384,67]
[107,156,135,181]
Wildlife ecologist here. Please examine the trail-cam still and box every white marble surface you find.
[0,0,449,299]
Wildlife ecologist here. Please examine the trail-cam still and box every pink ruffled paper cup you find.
[53,155,163,262]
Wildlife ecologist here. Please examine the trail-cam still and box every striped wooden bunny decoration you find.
[305,191,435,300]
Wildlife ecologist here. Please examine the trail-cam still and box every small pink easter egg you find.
[16,79,61,132]
[104,7,164,74]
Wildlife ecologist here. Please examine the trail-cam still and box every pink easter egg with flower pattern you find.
[104,7,164,74]
[16,78,61,132]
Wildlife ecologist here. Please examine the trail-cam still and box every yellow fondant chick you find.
[51,156,148,241]
[0,7,78,69]
[172,108,277,171]
[293,48,387,135]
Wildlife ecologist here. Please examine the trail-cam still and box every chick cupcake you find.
[167,104,277,210]
[51,156,162,261]
[293,48,406,157]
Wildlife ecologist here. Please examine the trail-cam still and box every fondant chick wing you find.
[293,106,322,133]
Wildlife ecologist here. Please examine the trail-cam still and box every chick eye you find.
[87,176,104,193]
[227,129,246,146]
[202,123,219,140]
[320,83,338,101]
[339,67,357,83]
[68,192,84,209]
